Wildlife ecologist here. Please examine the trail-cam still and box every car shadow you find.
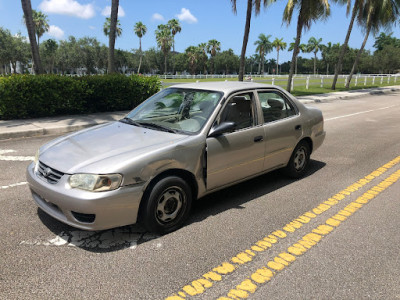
[38,159,326,253]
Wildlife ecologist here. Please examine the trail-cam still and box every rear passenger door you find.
[257,90,302,171]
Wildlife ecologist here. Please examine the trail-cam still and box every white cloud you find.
[89,26,96,30]
[152,13,165,22]
[175,8,197,24]
[38,0,95,19]
[47,25,64,39]
[101,5,125,17]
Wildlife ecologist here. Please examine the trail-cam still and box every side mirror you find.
[208,122,236,137]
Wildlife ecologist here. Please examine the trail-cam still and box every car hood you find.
[39,122,189,174]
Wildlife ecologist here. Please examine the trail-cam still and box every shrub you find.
[0,74,161,120]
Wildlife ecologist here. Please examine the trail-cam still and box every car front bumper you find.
[26,162,145,231]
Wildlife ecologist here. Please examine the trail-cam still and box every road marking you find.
[20,227,157,250]
[219,169,400,299]
[0,182,28,190]
[165,155,400,300]
[0,149,34,161]
[325,105,399,121]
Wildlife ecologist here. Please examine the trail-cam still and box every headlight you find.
[69,174,122,192]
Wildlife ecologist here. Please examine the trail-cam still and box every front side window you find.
[219,92,255,131]
[124,88,222,134]
[258,91,296,123]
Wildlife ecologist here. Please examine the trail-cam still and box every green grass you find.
[159,76,399,97]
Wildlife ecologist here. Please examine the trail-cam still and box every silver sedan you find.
[27,82,325,233]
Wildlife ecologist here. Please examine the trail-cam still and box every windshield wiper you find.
[119,117,143,127]
[136,121,177,134]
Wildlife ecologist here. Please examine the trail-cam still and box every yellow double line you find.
[166,156,400,300]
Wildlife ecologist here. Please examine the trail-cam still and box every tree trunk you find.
[314,52,317,75]
[108,0,119,74]
[239,0,252,81]
[276,49,280,75]
[332,0,358,90]
[261,54,265,74]
[21,0,43,74]
[137,38,142,74]
[287,11,303,92]
[164,54,167,75]
[346,26,370,89]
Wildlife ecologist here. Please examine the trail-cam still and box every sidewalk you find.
[1,86,399,140]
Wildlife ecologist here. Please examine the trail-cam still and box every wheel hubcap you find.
[294,147,306,171]
[156,186,185,224]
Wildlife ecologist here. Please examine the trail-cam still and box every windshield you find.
[124,88,223,134]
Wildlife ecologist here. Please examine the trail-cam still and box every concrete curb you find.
[297,86,400,104]
[0,111,128,141]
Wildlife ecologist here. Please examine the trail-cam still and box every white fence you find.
[158,74,399,90]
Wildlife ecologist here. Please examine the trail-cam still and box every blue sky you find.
[1,0,399,62]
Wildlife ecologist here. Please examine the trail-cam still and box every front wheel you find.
[284,141,311,179]
[140,176,192,234]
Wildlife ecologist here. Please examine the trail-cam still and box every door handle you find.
[254,136,264,142]
[295,125,302,131]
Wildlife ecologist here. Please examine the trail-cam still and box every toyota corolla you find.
[27,82,325,234]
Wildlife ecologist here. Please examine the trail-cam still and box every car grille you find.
[37,161,64,184]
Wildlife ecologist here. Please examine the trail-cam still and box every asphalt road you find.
[1,92,399,300]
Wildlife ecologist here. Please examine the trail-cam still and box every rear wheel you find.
[141,176,192,234]
[284,141,310,179]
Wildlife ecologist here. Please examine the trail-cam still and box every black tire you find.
[140,176,192,234]
[284,141,310,179]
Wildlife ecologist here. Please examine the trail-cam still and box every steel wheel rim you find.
[294,147,307,171]
[155,186,186,224]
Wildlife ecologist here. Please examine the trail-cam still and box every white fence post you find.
[344,76,348,87]
[387,76,390,84]
[272,77,275,85]
[381,76,384,84]
[355,76,358,86]
[291,77,294,91]
[364,76,367,86]
[372,76,375,85]
[306,76,310,90]
[320,76,323,88]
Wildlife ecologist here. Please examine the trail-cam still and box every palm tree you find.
[103,17,122,37]
[254,33,272,74]
[231,0,270,81]
[272,37,287,75]
[134,21,147,74]
[207,39,221,74]
[185,46,202,74]
[307,37,323,75]
[155,24,173,74]
[289,38,306,75]
[32,10,49,46]
[167,19,181,53]
[21,0,43,74]
[107,0,119,74]
[331,0,363,90]
[346,0,400,88]
[198,42,208,74]
[282,0,331,92]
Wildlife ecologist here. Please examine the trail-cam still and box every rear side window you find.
[258,91,296,123]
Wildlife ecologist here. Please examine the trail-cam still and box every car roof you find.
[168,81,283,95]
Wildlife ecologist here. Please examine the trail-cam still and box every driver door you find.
[206,92,265,191]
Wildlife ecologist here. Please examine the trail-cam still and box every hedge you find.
[0,74,161,120]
